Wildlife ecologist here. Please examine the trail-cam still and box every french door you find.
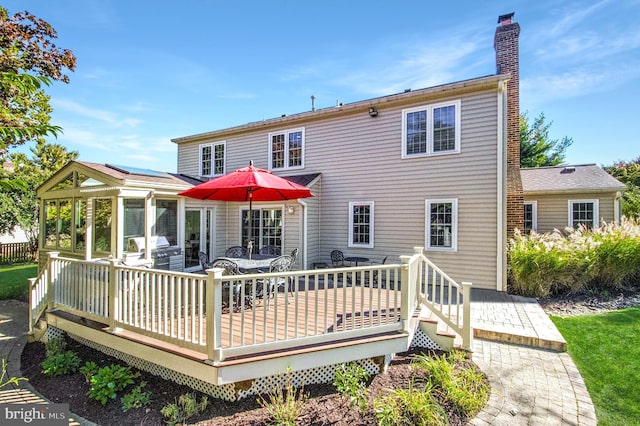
[184,208,213,271]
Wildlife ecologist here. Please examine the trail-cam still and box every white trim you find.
[523,201,537,233]
[425,198,458,252]
[268,127,305,171]
[401,100,461,159]
[198,141,226,178]
[348,201,374,249]
[568,199,599,228]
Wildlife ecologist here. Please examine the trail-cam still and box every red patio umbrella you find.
[178,161,314,257]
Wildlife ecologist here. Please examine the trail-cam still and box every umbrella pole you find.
[247,190,253,259]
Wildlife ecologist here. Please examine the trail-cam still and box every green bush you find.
[258,367,308,426]
[374,380,447,426]
[161,392,208,426]
[41,351,81,377]
[413,351,488,417]
[121,381,152,412]
[79,361,98,382]
[509,218,640,297]
[86,364,137,405]
[334,362,370,412]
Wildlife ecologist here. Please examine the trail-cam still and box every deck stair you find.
[418,308,463,352]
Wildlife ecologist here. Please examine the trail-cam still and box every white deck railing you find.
[30,248,472,362]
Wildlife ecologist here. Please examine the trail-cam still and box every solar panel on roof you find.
[106,164,169,178]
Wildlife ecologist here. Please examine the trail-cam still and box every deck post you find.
[206,268,224,363]
[107,258,118,332]
[399,255,413,333]
[461,281,473,351]
[46,252,59,312]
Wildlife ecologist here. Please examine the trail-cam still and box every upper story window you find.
[402,100,461,158]
[199,142,226,177]
[349,201,374,248]
[425,198,458,251]
[269,128,304,170]
[523,201,537,234]
[569,199,599,229]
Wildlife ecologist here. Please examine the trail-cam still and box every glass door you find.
[184,208,213,271]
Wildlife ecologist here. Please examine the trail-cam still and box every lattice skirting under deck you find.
[42,326,440,401]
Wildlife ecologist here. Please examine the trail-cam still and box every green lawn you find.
[551,308,640,426]
[0,263,37,300]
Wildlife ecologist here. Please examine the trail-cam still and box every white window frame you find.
[268,127,305,171]
[199,141,226,178]
[425,198,458,252]
[523,201,537,233]
[568,199,599,228]
[402,100,461,159]
[348,201,374,248]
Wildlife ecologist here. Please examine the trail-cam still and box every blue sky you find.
[5,0,640,172]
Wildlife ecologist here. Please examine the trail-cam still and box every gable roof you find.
[521,164,626,194]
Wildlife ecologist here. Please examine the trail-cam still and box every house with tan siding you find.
[521,164,626,233]
[36,14,524,292]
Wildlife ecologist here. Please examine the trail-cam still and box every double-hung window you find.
[425,199,458,251]
[199,141,226,177]
[269,128,304,170]
[568,199,599,229]
[402,100,461,158]
[523,201,537,233]
[349,201,374,248]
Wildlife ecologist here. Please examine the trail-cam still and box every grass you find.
[0,263,37,300]
[551,308,640,426]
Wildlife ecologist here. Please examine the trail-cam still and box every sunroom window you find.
[93,198,113,255]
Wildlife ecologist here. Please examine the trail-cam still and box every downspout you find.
[496,80,507,292]
[298,199,308,268]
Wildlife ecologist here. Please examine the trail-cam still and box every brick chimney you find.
[495,12,524,237]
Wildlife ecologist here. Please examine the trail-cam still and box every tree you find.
[0,140,78,256]
[604,157,640,218]
[520,112,573,168]
[0,6,76,153]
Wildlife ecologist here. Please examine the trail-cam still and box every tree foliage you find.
[604,157,640,218]
[520,112,573,168]
[0,6,75,152]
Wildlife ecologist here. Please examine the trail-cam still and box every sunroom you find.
[36,161,199,271]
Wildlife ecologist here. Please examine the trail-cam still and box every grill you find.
[125,236,183,271]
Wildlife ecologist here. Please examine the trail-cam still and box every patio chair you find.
[330,250,346,267]
[289,248,298,267]
[225,246,248,258]
[210,258,243,310]
[198,251,212,270]
[255,255,293,309]
[258,245,281,256]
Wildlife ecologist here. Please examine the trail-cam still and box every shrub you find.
[374,380,447,426]
[161,392,208,426]
[86,364,137,405]
[121,381,152,412]
[41,351,81,377]
[414,351,488,417]
[79,361,98,382]
[44,337,67,357]
[509,218,640,297]
[334,362,370,412]
[258,367,308,426]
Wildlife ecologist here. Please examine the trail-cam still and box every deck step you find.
[418,310,460,352]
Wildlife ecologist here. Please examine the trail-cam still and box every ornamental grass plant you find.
[509,217,640,297]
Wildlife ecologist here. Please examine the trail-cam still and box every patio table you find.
[344,256,370,266]
[219,256,274,273]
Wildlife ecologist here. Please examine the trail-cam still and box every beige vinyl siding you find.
[524,192,619,233]
[177,88,501,289]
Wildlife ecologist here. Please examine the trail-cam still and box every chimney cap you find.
[498,12,515,25]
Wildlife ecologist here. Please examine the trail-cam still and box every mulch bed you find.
[20,339,475,425]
